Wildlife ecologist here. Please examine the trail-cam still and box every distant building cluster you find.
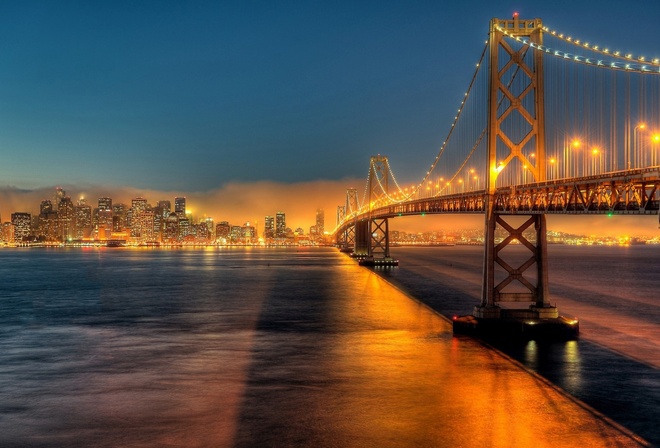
[1,187,328,247]
[390,228,660,246]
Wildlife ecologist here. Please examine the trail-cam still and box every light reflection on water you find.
[0,248,649,447]
[381,245,659,447]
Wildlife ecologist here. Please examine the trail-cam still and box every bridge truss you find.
[334,14,660,323]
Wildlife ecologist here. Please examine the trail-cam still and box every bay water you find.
[0,246,656,447]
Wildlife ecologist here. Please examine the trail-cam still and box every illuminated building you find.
[142,209,155,242]
[200,217,214,241]
[152,204,172,242]
[11,212,31,243]
[38,212,58,242]
[74,202,92,239]
[230,225,242,243]
[98,197,112,212]
[54,187,65,206]
[242,222,256,243]
[264,215,274,239]
[163,213,179,243]
[178,217,190,240]
[130,197,152,242]
[57,196,74,241]
[1,222,13,242]
[193,223,210,243]
[157,200,171,216]
[174,197,186,216]
[37,200,57,241]
[96,198,113,239]
[315,208,324,236]
[275,211,286,239]
[40,200,53,215]
[112,203,127,231]
[215,221,230,243]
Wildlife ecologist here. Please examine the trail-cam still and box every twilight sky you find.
[1,1,659,233]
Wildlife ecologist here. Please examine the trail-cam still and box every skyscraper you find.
[215,221,230,243]
[264,215,275,239]
[97,197,113,239]
[74,202,92,239]
[98,197,112,212]
[275,212,286,239]
[11,212,31,243]
[315,208,324,236]
[130,197,150,241]
[157,200,171,216]
[174,197,186,216]
[57,196,74,241]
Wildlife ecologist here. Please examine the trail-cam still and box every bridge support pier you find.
[353,220,370,258]
[337,222,355,253]
[455,207,577,340]
[474,212,557,319]
[358,217,398,266]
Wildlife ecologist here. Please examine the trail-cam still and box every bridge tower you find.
[336,205,347,247]
[339,188,361,253]
[475,15,557,319]
[355,155,397,265]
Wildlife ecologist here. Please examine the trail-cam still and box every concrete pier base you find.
[358,257,399,267]
[453,313,579,341]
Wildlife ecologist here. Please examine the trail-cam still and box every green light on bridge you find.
[421,213,426,217]
[607,212,613,217]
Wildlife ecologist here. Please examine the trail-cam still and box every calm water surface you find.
[0,246,653,447]
[381,244,660,446]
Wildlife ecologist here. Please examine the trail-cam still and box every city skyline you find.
[1,186,330,244]
[1,2,659,236]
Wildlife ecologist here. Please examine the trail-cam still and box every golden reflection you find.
[524,340,538,367]
[563,340,583,392]
[323,265,643,446]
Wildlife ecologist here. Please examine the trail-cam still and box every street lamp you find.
[652,133,660,166]
[591,147,601,175]
[633,123,646,169]
[549,157,557,179]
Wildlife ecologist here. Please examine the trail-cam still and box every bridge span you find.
[332,15,660,339]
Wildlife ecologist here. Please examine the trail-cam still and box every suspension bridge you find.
[333,15,660,338]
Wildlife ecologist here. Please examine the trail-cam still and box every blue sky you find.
[1,1,659,232]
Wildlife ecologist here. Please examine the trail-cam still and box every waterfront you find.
[0,247,654,446]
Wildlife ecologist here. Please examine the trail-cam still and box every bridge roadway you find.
[346,167,660,225]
